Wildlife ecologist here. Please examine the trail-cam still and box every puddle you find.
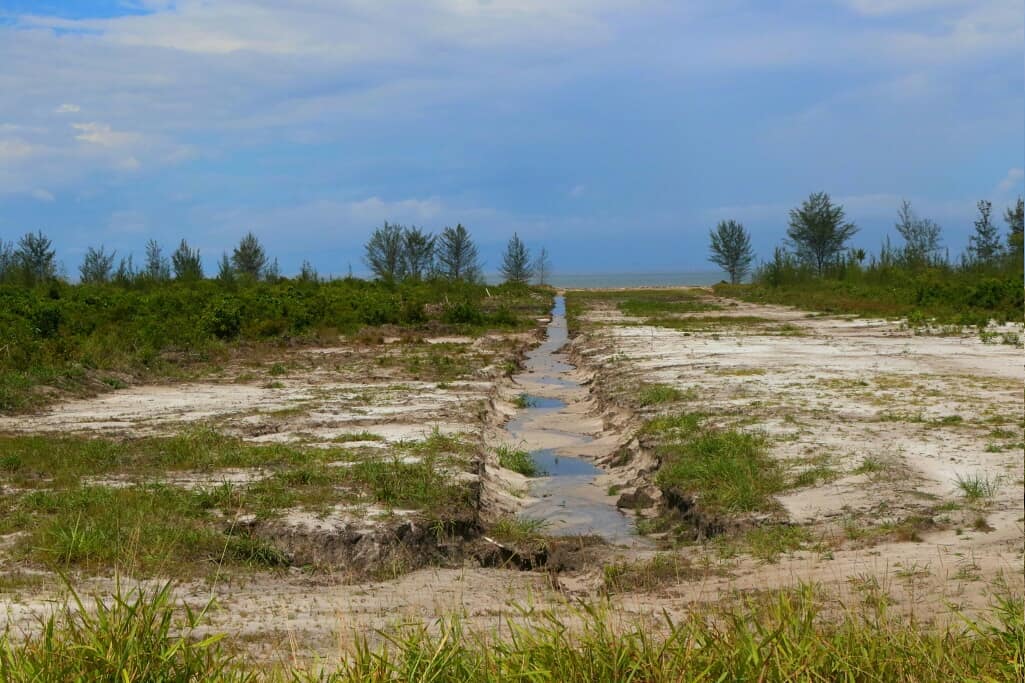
[530,449,602,477]
[505,295,636,544]
[520,395,565,410]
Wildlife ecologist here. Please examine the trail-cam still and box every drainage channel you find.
[504,295,635,544]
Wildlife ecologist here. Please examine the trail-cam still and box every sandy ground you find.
[1,290,1022,663]
[565,289,1023,618]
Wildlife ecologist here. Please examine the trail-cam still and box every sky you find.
[0,0,1022,277]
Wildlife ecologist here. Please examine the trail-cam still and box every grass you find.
[564,288,720,335]
[655,423,785,514]
[717,525,813,563]
[954,472,1002,503]
[637,383,693,406]
[602,553,704,593]
[488,516,549,555]
[513,393,536,409]
[2,581,1021,682]
[496,445,540,477]
[0,429,478,575]
[642,315,772,332]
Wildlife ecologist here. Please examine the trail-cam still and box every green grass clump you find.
[496,445,540,477]
[602,553,703,593]
[718,525,813,563]
[637,384,693,406]
[8,484,286,574]
[655,427,784,514]
[954,472,1002,503]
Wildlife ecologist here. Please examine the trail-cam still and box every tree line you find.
[708,192,1025,284]
[363,222,552,286]
[0,224,554,288]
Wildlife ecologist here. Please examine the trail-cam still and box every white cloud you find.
[30,188,55,202]
[72,122,142,147]
[569,184,586,198]
[54,103,81,113]
[995,167,1024,195]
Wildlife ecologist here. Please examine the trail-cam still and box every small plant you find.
[513,393,537,409]
[637,384,690,406]
[955,472,1001,503]
[496,445,540,477]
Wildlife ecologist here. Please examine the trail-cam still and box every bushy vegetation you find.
[713,194,1024,323]
[2,581,1020,681]
[0,277,549,412]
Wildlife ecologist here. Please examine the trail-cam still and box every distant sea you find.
[484,271,726,288]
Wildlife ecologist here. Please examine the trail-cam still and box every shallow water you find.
[505,295,635,543]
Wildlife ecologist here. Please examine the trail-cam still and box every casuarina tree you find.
[437,224,481,282]
[895,200,942,266]
[15,230,57,284]
[363,222,406,283]
[500,233,533,285]
[144,239,171,281]
[786,192,857,275]
[171,239,203,281]
[402,226,435,280]
[968,200,1003,266]
[708,220,755,284]
[533,246,552,286]
[231,232,268,280]
[79,245,117,284]
[1006,197,1024,259]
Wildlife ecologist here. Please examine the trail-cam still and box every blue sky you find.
[0,0,1022,277]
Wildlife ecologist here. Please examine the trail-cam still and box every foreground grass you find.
[2,581,1021,682]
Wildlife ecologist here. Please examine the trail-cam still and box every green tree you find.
[786,192,858,275]
[231,232,267,280]
[500,233,533,285]
[402,226,435,281]
[708,220,755,284]
[113,254,137,285]
[1005,197,1023,259]
[144,239,171,281]
[437,224,481,282]
[298,260,318,283]
[895,200,942,266]
[0,240,16,282]
[967,200,1003,265]
[216,253,235,285]
[533,246,552,286]
[171,239,203,281]
[15,230,57,284]
[79,245,117,284]
[363,222,406,283]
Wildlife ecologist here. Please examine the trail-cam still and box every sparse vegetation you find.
[955,472,1002,503]
[496,445,540,477]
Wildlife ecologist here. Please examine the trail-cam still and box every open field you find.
[1,285,1022,678]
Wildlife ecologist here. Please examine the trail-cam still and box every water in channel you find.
[504,295,635,543]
